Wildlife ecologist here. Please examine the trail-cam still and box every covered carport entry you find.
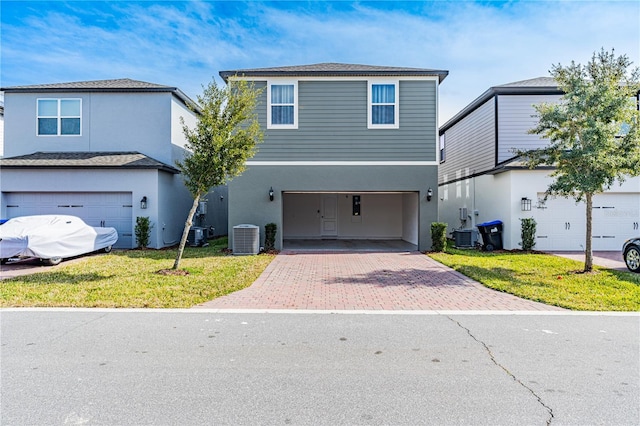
[282,191,419,251]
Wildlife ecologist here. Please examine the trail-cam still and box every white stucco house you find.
[0,78,206,249]
[438,77,640,251]
[0,102,5,157]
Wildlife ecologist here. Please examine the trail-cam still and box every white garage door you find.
[4,192,133,249]
[592,194,640,250]
[532,193,639,251]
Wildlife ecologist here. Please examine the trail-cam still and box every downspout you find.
[471,169,477,229]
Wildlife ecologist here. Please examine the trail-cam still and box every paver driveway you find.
[195,251,562,311]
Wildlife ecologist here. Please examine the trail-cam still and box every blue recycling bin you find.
[477,220,503,251]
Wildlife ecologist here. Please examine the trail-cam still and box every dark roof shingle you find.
[220,62,448,82]
[0,152,180,174]
[2,78,173,91]
[1,78,198,111]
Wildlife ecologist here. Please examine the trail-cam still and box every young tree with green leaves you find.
[518,49,640,272]
[172,78,263,270]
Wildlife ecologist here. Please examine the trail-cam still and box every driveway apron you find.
[195,251,562,311]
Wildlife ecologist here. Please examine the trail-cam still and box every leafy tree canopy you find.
[520,48,640,199]
[172,78,263,270]
[177,79,263,197]
[519,48,639,272]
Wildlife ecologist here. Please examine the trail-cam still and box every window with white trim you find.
[368,81,399,128]
[440,134,446,163]
[37,98,81,136]
[268,82,297,129]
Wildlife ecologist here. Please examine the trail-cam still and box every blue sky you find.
[2,0,639,124]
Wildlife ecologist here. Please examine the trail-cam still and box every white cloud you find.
[2,1,638,123]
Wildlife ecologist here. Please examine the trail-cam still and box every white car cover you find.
[0,215,118,260]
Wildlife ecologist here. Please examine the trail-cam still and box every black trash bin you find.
[477,220,503,251]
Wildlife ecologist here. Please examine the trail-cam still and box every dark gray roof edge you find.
[439,81,562,134]
[0,163,180,174]
[438,163,556,186]
[0,151,181,174]
[220,68,449,83]
[1,79,200,113]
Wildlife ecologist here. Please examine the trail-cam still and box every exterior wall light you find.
[521,197,532,211]
[426,188,433,202]
[140,196,148,209]
[269,187,274,202]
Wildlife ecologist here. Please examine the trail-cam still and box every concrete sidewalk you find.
[550,251,626,271]
[195,251,563,311]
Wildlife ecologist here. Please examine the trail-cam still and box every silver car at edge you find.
[622,237,640,273]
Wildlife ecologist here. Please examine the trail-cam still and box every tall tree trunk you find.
[584,192,593,273]
[173,194,202,270]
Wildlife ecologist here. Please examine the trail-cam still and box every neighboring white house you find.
[0,101,5,157]
[438,77,640,251]
[0,78,204,249]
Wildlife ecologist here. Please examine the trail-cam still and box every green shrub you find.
[264,222,277,251]
[430,222,448,252]
[520,218,537,251]
[135,216,153,249]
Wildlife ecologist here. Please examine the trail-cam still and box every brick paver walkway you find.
[195,251,562,311]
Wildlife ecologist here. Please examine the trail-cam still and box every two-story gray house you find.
[219,63,448,251]
[438,77,640,251]
[0,79,204,249]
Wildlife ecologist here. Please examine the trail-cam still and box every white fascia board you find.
[227,75,440,83]
[245,161,439,166]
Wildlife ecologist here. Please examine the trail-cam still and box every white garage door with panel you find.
[533,193,639,251]
[4,192,133,249]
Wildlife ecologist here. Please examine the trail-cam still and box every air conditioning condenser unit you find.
[233,224,260,255]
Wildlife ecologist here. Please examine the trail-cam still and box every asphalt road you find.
[1,310,638,425]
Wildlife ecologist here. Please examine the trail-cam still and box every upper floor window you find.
[37,98,81,136]
[440,134,446,163]
[268,82,297,129]
[368,81,399,129]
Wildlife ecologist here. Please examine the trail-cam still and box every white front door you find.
[321,194,338,238]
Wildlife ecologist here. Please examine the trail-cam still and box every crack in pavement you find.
[47,313,109,343]
[446,315,554,426]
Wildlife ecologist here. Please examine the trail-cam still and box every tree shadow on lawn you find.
[607,269,640,286]
[11,271,116,285]
[116,244,232,261]
[321,266,495,288]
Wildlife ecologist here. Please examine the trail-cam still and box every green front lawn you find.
[0,237,275,308]
[2,238,638,311]
[428,246,640,311]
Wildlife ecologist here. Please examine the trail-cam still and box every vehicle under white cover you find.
[0,215,118,265]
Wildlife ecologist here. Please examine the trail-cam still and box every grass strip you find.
[1,237,275,308]
[428,246,640,311]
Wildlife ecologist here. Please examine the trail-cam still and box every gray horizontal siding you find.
[439,98,495,185]
[252,80,437,161]
[497,94,560,163]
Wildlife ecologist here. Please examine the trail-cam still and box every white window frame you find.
[439,134,446,163]
[267,81,298,129]
[368,80,399,129]
[36,98,82,136]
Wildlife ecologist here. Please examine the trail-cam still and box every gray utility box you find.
[453,229,479,248]
[187,227,208,247]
